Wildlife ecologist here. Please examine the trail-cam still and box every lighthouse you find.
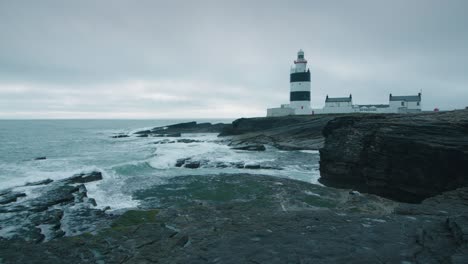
[289,49,312,115]
[266,49,423,117]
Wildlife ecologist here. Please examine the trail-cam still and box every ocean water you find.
[0,120,320,211]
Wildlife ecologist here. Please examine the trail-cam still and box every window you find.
[401,102,405,106]
[417,102,420,106]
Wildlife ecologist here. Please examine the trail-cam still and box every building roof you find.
[390,93,421,102]
[326,94,352,103]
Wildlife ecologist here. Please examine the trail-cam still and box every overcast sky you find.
[0,0,467,119]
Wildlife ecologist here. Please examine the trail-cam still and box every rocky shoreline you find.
[1,174,467,263]
[319,110,468,203]
[220,115,340,150]
[0,172,112,243]
[2,111,468,263]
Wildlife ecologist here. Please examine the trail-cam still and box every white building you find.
[388,94,422,113]
[267,50,312,116]
[266,104,295,117]
[314,95,354,114]
[266,50,422,116]
[312,93,421,114]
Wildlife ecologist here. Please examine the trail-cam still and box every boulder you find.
[62,171,103,184]
[184,161,201,169]
[232,144,266,151]
[175,158,190,167]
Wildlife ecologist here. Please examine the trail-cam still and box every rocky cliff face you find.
[319,110,468,203]
[220,115,339,150]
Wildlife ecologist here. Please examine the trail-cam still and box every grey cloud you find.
[0,0,467,118]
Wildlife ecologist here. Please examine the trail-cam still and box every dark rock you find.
[88,198,97,207]
[25,179,54,186]
[175,158,190,167]
[0,191,26,205]
[62,171,103,184]
[153,139,176,144]
[111,134,129,138]
[153,133,181,137]
[319,110,468,203]
[164,121,197,130]
[34,157,47,160]
[134,130,151,135]
[184,161,201,169]
[175,158,207,169]
[221,115,343,150]
[0,171,111,243]
[213,161,245,169]
[30,185,80,209]
[244,164,261,169]
[232,144,266,151]
[134,121,230,136]
[176,139,202,144]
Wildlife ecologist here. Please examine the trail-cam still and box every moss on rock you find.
[111,209,159,229]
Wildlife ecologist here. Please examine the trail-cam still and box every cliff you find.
[319,110,468,203]
[219,115,341,150]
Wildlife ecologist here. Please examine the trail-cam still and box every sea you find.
[0,119,321,211]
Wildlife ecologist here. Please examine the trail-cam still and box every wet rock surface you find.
[220,115,343,150]
[1,174,467,263]
[111,134,129,138]
[231,144,266,151]
[134,121,229,137]
[174,158,282,170]
[0,171,111,244]
[319,110,468,203]
[153,138,204,145]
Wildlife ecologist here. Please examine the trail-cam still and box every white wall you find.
[267,107,295,117]
[389,100,422,113]
[290,82,310,92]
[324,101,352,108]
[292,103,312,115]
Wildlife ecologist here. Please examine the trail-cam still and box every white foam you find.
[148,134,237,169]
[304,190,321,197]
[85,170,140,211]
[299,150,320,154]
[0,161,105,190]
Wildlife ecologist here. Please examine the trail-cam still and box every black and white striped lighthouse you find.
[289,50,312,115]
